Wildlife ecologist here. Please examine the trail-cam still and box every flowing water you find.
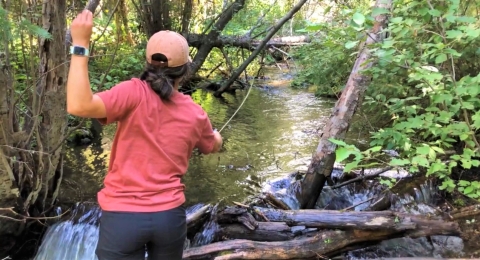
[28,67,468,259]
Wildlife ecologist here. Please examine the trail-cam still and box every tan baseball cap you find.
[146,30,191,67]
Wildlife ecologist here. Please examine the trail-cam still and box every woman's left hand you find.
[70,9,93,47]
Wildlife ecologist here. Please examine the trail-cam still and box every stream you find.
[25,67,470,259]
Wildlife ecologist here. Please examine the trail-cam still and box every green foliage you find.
[329,0,480,199]
[291,6,371,97]
[89,46,145,91]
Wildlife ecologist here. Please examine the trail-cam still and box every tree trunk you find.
[29,0,69,209]
[296,0,393,209]
[181,0,193,34]
[189,0,246,76]
[213,0,309,96]
[0,0,71,243]
[136,0,172,37]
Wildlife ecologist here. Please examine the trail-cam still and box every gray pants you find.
[95,205,186,260]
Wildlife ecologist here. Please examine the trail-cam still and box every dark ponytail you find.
[140,62,190,101]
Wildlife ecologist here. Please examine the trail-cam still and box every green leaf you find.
[445,30,463,39]
[329,138,348,147]
[428,9,442,17]
[435,54,448,64]
[461,159,472,169]
[344,161,359,173]
[390,158,410,166]
[464,186,474,195]
[335,147,351,163]
[431,146,445,154]
[412,155,430,167]
[371,7,390,16]
[345,41,359,49]
[472,160,480,167]
[368,146,383,153]
[472,111,480,128]
[390,17,403,23]
[352,13,366,26]
[323,6,332,14]
[416,145,430,156]
[305,24,322,31]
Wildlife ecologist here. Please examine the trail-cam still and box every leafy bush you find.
[291,8,369,97]
[330,0,480,199]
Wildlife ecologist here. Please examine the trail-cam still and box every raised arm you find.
[66,10,107,118]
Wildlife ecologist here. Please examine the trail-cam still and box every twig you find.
[331,166,394,189]
[341,197,375,211]
[0,207,71,222]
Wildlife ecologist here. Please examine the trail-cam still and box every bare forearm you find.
[66,46,93,114]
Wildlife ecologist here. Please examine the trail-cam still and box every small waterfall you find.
[347,180,465,259]
[33,203,209,260]
[191,204,220,247]
[34,203,101,260]
[261,169,383,211]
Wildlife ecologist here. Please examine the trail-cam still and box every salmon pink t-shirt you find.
[95,78,216,212]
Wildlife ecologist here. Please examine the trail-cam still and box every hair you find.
[140,56,190,101]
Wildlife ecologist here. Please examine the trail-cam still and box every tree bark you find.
[219,222,295,241]
[213,0,310,96]
[181,0,193,34]
[297,0,393,209]
[252,207,458,232]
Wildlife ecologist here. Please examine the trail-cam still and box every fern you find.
[19,19,52,39]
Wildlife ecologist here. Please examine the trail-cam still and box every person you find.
[66,10,223,260]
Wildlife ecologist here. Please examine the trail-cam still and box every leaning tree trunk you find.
[213,0,309,96]
[189,0,246,75]
[296,0,393,209]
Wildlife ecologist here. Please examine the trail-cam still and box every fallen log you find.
[183,221,460,260]
[219,222,296,241]
[450,204,480,220]
[251,207,457,232]
[187,34,311,50]
[381,259,473,260]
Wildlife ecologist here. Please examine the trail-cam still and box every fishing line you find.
[218,80,255,133]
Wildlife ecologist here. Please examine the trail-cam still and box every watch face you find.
[73,46,86,55]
